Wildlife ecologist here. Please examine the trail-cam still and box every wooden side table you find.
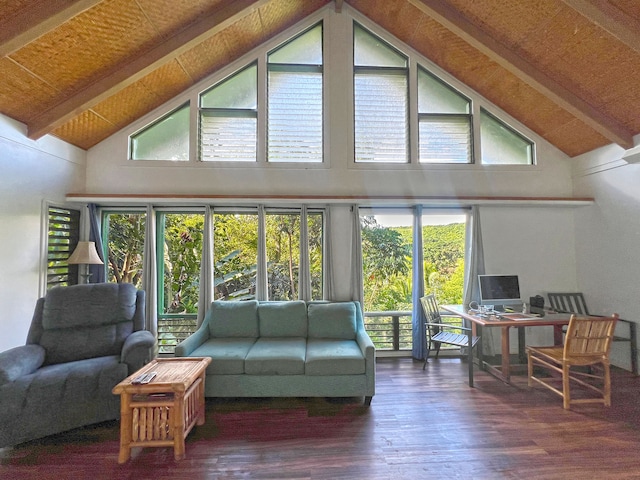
[112,357,211,463]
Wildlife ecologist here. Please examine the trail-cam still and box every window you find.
[130,103,189,160]
[198,23,323,163]
[418,67,472,163]
[267,23,323,163]
[360,209,467,352]
[266,210,324,300]
[102,211,146,288]
[157,212,204,354]
[46,206,80,289]
[480,108,533,165]
[213,211,259,300]
[200,64,257,162]
[354,23,408,163]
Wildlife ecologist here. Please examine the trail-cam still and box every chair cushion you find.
[208,300,259,338]
[308,302,357,339]
[244,338,306,375]
[306,339,365,375]
[190,338,257,375]
[258,301,307,337]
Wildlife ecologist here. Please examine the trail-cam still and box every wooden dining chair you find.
[548,292,637,375]
[420,294,479,370]
[527,313,619,409]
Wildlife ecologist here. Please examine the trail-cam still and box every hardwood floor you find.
[2,357,640,479]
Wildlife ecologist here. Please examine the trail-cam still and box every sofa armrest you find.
[0,344,45,385]
[175,327,209,357]
[121,330,155,373]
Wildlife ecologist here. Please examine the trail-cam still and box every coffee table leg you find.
[173,393,186,460]
[118,394,132,464]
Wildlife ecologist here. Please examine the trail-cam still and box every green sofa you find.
[175,300,375,405]
[0,283,155,447]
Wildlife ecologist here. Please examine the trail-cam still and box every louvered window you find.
[354,23,408,163]
[267,23,323,163]
[130,103,189,160]
[200,64,257,162]
[418,67,472,163]
[46,206,80,289]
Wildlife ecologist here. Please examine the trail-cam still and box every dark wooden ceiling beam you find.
[26,0,269,141]
[0,0,101,57]
[408,0,635,150]
[561,0,640,54]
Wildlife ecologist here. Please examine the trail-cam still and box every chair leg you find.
[604,362,612,407]
[434,342,442,359]
[563,364,571,410]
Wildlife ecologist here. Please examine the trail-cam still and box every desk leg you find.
[518,327,526,364]
[553,324,564,345]
[501,326,511,383]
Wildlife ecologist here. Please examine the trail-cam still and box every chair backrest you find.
[548,292,590,315]
[564,314,618,364]
[420,295,442,326]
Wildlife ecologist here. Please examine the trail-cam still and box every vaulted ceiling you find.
[1,0,639,157]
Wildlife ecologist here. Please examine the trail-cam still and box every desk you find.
[442,305,572,384]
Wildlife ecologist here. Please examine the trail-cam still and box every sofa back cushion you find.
[39,283,139,365]
[208,300,259,338]
[258,301,308,337]
[307,302,357,340]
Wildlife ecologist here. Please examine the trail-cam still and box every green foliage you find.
[362,217,465,312]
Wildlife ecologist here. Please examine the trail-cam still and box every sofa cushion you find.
[308,302,357,340]
[305,339,365,375]
[190,338,256,375]
[258,301,308,337]
[0,345,45,385]
[245,338,306,375]
[208,300,259,338]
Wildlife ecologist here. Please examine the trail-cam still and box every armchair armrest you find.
[121,330,155,373]
[0,344,45,385]
[175,327,209,357]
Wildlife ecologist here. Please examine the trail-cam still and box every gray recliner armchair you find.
[0,283,155,447]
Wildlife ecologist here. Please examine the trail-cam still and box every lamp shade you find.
[67,241,104,265]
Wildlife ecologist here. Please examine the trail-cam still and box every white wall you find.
[572,141,640,370]
[0,114,85,351]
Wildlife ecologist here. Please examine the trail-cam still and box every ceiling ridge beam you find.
[407,0,634,150]
[560,0,640,54]
[26,0,269,141]
[0,0,101,57]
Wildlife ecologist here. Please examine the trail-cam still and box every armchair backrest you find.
[27,283,145,365]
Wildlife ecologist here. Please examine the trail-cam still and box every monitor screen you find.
[478,274,521,305]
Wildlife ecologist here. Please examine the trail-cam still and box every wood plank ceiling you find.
[0,0,639,157]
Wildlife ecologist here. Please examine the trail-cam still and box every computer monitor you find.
[478,274,521,307]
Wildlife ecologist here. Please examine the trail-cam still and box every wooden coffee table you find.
[112,357,211,463]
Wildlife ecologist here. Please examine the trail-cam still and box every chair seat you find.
[432,331,479,349]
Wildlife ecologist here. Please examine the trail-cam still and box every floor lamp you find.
[67,241,104,283]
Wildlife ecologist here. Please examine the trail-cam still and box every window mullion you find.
[257,54,268,165]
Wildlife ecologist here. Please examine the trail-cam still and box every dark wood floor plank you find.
[2,357,640,479]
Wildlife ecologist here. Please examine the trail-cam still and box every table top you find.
[112,357,211,395]
[442,304,573,327]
